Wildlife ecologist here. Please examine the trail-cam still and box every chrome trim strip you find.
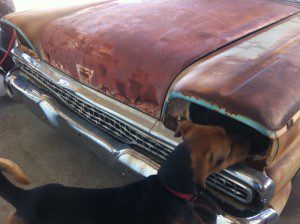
[229,208,278,224]
[9,49,275,205]
[216,208,278,224]
[4,70,278,224]
[196,191,278,224]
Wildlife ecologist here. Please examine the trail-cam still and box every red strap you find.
[164,185,197,202]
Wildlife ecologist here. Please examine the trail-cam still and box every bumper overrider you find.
[3,47,278,223]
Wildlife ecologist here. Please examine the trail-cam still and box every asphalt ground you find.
[0,77,299,223]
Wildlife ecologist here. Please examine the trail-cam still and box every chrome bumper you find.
[4,69,279,223]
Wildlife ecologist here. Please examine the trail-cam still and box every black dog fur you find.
[0,143,201,224]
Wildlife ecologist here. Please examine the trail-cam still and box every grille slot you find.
[206,173,252,203]
[14,56,253,204]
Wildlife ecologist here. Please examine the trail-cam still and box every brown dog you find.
[174,121,250,188]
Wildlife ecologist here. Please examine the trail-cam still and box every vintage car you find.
[0,0,299,223]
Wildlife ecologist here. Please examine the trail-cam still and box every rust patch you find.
[76,64,94,84]
[18,43,39,59]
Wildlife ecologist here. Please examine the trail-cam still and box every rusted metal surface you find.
[251,117,300,215]
[32,0,297,118]
[3,1,113,53]
[266,117,300,191]
[266,118,300,214]
[269,181,291,215]
[171,14,300,132]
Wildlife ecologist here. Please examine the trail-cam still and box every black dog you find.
[0,124,249,224]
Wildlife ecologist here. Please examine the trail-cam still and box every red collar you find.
[164,185,197,202]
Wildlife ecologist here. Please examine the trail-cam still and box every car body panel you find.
[169,15,300,136]
[269,181,291,215]
[3,1,113,54]
[3,0,298,119]
[266,118,300,194]
[266,118,300,214]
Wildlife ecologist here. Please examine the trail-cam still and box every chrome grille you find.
[14,56,254,204]
[207,173,252,203]
[14,58,173,161]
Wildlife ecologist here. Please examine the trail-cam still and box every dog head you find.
[174,121,250,188]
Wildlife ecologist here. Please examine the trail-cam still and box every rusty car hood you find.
[170,14,300,137]
[4,0,299,120]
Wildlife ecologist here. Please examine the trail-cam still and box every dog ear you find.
[174,121,192,138]
[192,153,210,189]
[189,142,211,189]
